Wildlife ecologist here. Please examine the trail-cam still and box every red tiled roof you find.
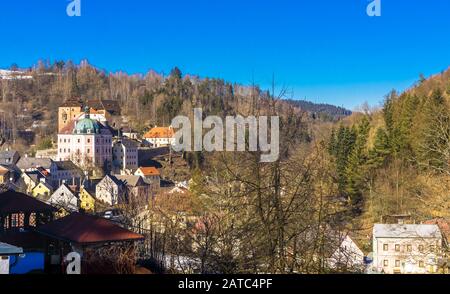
[424,218,450,242]
[59,120,77,134]
[0,190,56,214]
[143,127,174,139]
[137,167,160,176]
[36,213,144,244]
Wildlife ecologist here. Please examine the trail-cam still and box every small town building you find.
[54,160,83,187]
[31,179,54,200]
[0,150,20,166]
[112,137,139,174]
[48,184,79,214]
[372,224,443,274]
[134,166,161,189]
[79,186,97,213]
[143,126,175,148]
[57,107,113,171]
[95,174,126,206]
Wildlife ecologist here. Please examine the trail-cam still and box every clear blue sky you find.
[1,0,449,109]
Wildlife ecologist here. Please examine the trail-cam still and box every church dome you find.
[73,106,101,134]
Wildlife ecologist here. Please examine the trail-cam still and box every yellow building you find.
[58,99,83,133]
[79,186,96,212]
[31,181,54,200]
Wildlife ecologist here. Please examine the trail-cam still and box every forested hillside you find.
[0,60,344,151]
[326,68,450,249]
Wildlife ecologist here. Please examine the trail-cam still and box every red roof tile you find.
[36,213,144,244]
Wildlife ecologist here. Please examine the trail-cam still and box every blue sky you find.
[0,0,449,109]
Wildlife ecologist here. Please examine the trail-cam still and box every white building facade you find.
[57,108,113,170]
[112,137,139,174]
[372,224,443,274]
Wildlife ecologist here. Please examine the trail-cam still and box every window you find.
[383,244,389,251]
[383,260,389,267]
[419,261,424,268]
[419,245,424,253]
[395,244,400,252]
[407,245,412,252]
[395,260,400,267]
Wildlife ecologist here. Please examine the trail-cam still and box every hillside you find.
[285,99,351,121]
[0,60,348,150]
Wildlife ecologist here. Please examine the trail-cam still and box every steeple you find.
[84,105,90,119]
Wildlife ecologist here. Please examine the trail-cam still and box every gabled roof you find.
[86,100,121,115]
[136,167,160,176]
[54,160,82,172]
[143,127,174,139]
[36,213,144,244]
[373,224,442,238]
[59,120,77,135]
[0,190,56,214]
[17,157,53,170]
[115,175,148,187]
[33,181,53,192]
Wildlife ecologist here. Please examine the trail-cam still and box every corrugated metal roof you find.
[36,213,144,244]
[373,224,442,238]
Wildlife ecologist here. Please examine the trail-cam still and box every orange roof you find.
[143,127,174,139]
[138,167,160,176]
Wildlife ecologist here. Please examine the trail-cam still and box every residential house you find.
[116,175,152,205]
[143,126,175,148]
[0,150,20,166]
[79,186,96,213]
[327,233,365,272]
[134,166,160,189]
[95,174,126,206]
[16,157,58,186]
[112,137,139,174]
[32,179,54,200]
[35,148,58,161]
[54,160,83,187]
[372,224,443,274]
[48,184,79,213]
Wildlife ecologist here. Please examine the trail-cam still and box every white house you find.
[48,183,79,212]
[112,137,139,174]
[143,126,175,148]
[95,175,125,206]
[327,234,365,272]
[372,224,443,274]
